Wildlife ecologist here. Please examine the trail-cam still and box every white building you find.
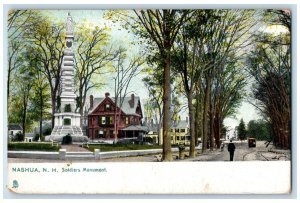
[8,124,22,141]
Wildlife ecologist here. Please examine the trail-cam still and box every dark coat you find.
[228,142,236,152]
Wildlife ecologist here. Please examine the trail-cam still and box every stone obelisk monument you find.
[47,12,88,142]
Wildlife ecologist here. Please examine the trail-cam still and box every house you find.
[144,118,190,145]
[8,124,23,141]
[24,133,35,142]
[170,119,190,145]
[144,123,161,145]
[87,92,146,142]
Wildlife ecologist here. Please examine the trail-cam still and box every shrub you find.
[12,132,24,142]
[8,142,60,151]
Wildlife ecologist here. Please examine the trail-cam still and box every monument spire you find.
[47,12,88,142]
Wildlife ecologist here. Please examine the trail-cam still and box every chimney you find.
[129,94,135,108]
[186,117,189,123]
[105,92,110,98]
[151,119,153,127]
[90,95,94,109]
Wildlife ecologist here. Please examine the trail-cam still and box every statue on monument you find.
[66,12,74,34]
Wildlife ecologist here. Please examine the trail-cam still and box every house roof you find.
[8,124,23,131]
[25,133,35,138]
[89,95,141,116]
[121,125,149,132]
[144,123,160,132]
[171,120,189,129]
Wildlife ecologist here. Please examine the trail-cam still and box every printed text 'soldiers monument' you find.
[46,12,88,142]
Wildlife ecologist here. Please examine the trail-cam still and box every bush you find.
[33,134,45,142]
[8,142,60,151]
[12,132,24,142]
[84,144,162,152]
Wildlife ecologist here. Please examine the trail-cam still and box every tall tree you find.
[113,48,145,142]
[133,10,190,161]
[7,10,34,111]
[142,62,164,145]
[195,10,256,151]
[237,119,247,141]
[248,10,290,149]
[23,11,65,128]
[75,23,118,125]
[172,11,204,157]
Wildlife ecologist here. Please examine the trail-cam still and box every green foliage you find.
[8,142,60,151]
[247,11,290,149]
[237,119,247,140]
[12,132,24,142]
[247,120,272,141]
[84,144,161,152]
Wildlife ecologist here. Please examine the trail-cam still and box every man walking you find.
[228,139,236,161]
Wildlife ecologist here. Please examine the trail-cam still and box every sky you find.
[22,9,283,134]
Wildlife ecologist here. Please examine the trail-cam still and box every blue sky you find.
[37,10,261,132]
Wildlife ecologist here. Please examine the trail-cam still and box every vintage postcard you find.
[4,5,293,196]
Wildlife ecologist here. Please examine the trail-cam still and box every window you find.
[181,129,186,133]
[176,136,180,141]
[99,116,113,125]
[175,129,180,133]
[125,117,129,125]
[105,117,113,124]
[105,104,111,111]
[99,130,106,138]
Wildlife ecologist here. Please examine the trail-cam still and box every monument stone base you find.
[45,134,89,142]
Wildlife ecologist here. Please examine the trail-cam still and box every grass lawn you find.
[8,142,60,152]
[84,144,162,152]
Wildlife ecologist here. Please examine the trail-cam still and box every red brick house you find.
[87,92,146,142]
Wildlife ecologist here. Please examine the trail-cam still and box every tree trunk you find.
[51,94,56,129]
[202,76,211,152]
[39,90,43,140]
[209,104,215,150]
[215,112,221,148]
[194,102,199,147]
[7,70,11,110]
[162,49,172,161]
[188,91,195,157]
[22,96,27,138]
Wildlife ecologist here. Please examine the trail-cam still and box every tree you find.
[112,48,145,142]
[247,120,272,141]
[172,11,203,157]
[237,119,247,141]
[142,64,164,145]
[247,10,291,149]
[132,10,190,161]
[30,66,52,140]
[179,10,256,152]
[75,23,118,125]
[23,11,65,129]
[7,10,35,111]
[10,56,35,135]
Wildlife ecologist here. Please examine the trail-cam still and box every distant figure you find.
[227,139,236,161]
